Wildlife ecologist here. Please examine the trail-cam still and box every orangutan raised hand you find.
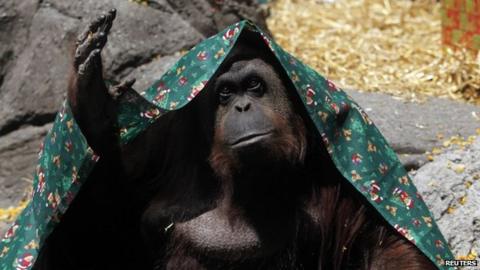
[67,9,134,154]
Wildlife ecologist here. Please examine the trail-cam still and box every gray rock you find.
[166,0,269,37]
[345,89,480,170]
[125,53,181,93]
[0,6,78,135]
[411,137,480,267]
[0,0,38,86]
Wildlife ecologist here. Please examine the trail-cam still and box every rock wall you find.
[413,137,480,267]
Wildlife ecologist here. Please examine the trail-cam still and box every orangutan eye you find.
[218,86,233,104]
[247,78,260,89]
[246,77,264,96]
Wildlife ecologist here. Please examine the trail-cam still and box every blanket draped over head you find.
[0,21,454,270]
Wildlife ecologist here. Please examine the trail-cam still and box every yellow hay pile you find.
[267,0,480,104]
